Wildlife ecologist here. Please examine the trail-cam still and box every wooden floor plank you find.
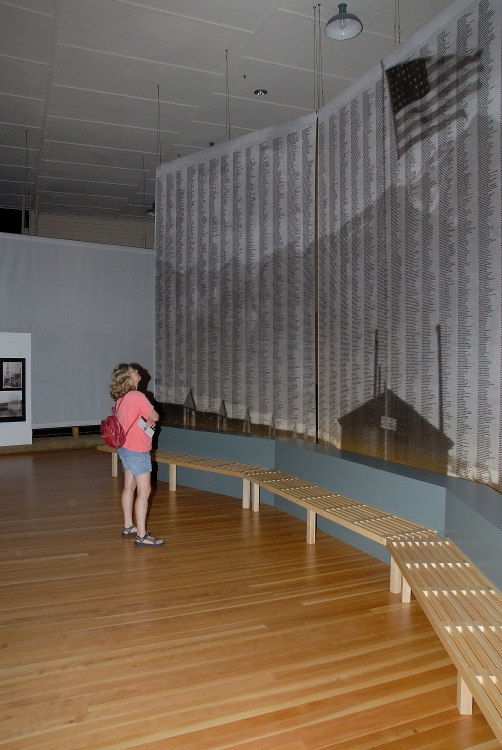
[0,449,499,750]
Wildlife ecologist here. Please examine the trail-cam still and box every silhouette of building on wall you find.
[339,388,453,474]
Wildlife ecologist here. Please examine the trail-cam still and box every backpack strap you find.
[114,394,140,438]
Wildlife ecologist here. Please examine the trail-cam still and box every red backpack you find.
[100,397,136,448]
[100,405,126,448]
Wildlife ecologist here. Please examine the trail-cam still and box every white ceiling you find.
[0,0,453,220]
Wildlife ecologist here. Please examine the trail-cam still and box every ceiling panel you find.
[41,140,157,170]
[123,0,280,29]
[5,1,56,14]
[0,0,455,219]
[0,124,43,150]
[0,179,32,196]
[38,190,124,216]
[47,87,193,131]
[0,93,46,128]
[39,159,147,184]
[59,0,252,70]
[36,175,137,197]
[197,92,309,133]
[1,58,50,100]
[44,119,165,158]
[0,143,39,168]
[52,46,219,105]
[0,164,36,182]
[0,2,55,61]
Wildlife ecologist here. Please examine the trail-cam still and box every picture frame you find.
[0,358,26,422]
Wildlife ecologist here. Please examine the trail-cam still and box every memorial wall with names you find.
[155,115,317,439]
[155,0,502,492]
[318,0,501,486]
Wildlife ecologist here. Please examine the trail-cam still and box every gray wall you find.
[0,233,154,427]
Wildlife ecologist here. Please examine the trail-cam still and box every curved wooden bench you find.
[388,535,502,744]
[98,444,502,738]
[98,444,434,546]
[97,445,263,509]
[98,445,434,545]
[241,465,434,545]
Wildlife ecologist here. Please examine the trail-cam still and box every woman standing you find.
[109,363,164,547]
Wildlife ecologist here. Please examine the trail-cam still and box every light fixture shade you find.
[145,203,155,218]
[324,3,363,40]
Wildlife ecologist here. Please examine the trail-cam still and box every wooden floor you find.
[0,449,499,750]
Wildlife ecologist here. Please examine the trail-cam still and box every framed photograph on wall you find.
[0,358,26,421]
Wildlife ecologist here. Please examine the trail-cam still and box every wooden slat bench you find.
[97,444,263,510]
[241,465,434,545]
[388,534,502,744]
[98,443,502,738]
[98,444,434,547]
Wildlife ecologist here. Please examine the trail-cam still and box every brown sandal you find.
[134,533,165,547]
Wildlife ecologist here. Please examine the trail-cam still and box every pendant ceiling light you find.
[324,3,363,40]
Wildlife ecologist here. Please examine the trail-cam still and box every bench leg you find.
[242,479,250,509]
[252,483,260,512]
[457,674,473,715]
[390,558,402,594]
[307,509,316,544]
[169,464,177,491]
[389,559,411,602]
[111,451,118,478]
[401,577,411,603]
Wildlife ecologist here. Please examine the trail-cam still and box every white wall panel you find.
[0,233,154,427]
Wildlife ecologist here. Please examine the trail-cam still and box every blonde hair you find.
[109,363,134,401]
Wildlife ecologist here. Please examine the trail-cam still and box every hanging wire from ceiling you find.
[313,5,325,112]
[24,129,29,232]
[142,155,147,248]
[225,49,231,141]
[156,84,162,165]
[394,0,401,46]
[145,86,161,218]
[314,6,318,111]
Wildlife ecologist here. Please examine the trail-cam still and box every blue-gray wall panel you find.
[155,427,501,584]
[157,427,276,504]
[445,490,502,590]
[274,440,446,535]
